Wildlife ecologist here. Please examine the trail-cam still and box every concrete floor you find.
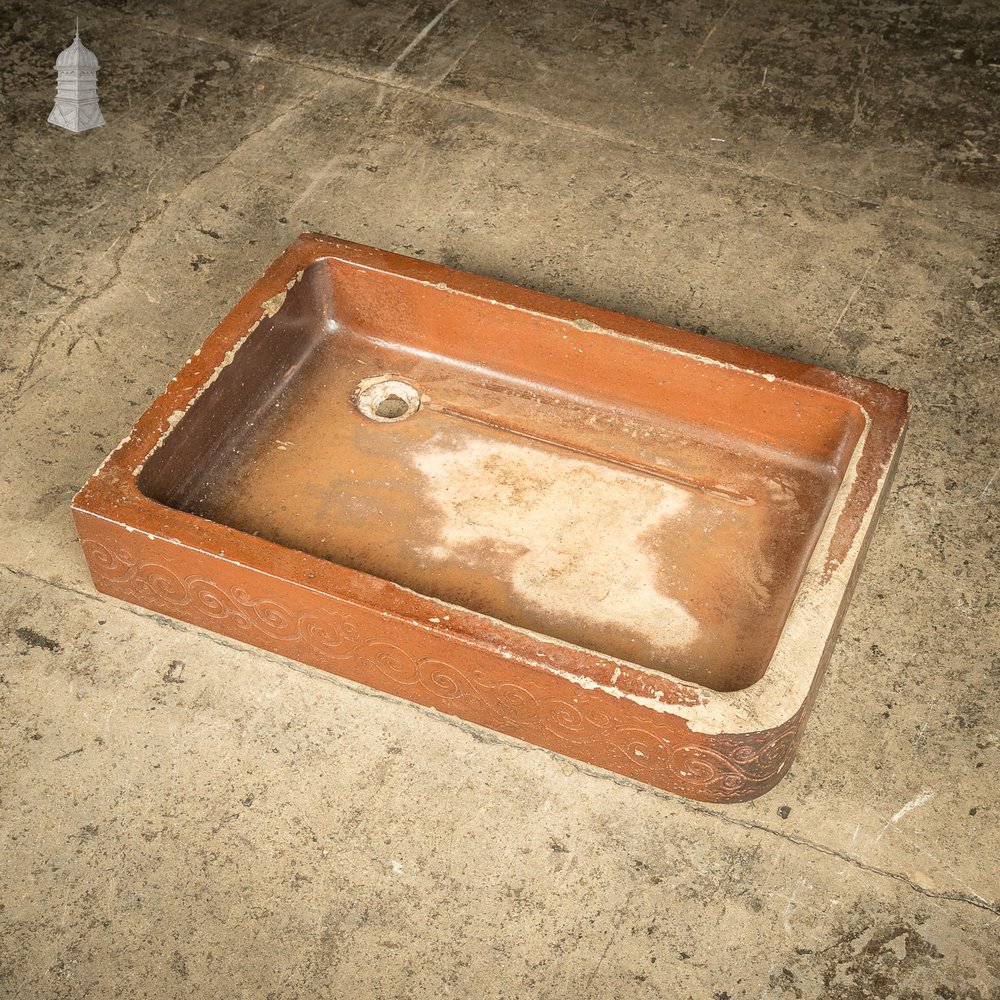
[1,0,998,996]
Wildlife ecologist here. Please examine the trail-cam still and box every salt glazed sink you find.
[73,234,908,802]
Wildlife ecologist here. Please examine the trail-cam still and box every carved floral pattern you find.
[81,536,799,801]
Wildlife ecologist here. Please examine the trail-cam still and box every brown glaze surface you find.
[73,234,908,802]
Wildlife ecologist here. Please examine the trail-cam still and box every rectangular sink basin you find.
[72,234,908,802]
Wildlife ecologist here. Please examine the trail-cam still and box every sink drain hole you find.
[375,395,410,420]
[355,376,422,423]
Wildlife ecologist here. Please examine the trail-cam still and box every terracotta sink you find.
[72,234,908,802]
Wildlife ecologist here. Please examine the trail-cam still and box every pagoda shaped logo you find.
[49,22,106,134]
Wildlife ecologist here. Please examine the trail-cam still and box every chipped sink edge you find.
[135,269,307,476]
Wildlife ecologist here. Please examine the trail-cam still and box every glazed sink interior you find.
[137,255,867,695]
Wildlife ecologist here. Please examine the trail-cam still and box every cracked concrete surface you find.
[1,0,998,997]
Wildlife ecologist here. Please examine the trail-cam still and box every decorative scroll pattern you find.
[82,536,801,801]
[84,539,360,655]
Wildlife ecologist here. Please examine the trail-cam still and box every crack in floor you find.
[94,7,1000,237]
[3,85,326,412]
